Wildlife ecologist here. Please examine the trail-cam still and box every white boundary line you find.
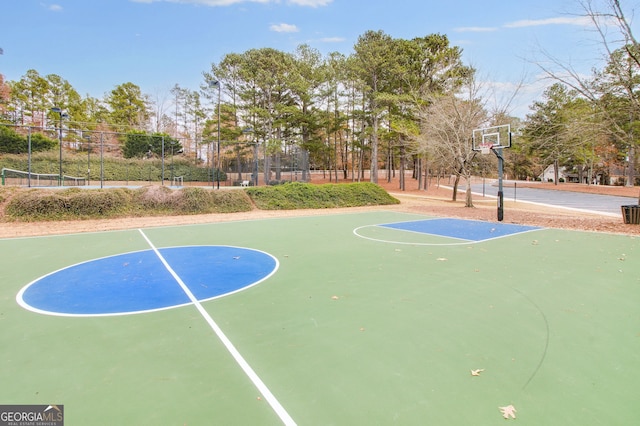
[138,229,296,426]
[15,245,279,318]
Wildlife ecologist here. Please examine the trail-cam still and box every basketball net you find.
[479,145,492,155]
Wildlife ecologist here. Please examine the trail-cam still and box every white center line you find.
[138,229,296,426]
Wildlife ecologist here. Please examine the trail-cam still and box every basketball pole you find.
[493,147,504,221]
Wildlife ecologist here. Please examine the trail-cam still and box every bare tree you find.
[150,88,173,134]
[535,0,640,186]
[420,78,489,207]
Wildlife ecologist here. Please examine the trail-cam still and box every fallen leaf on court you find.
[499,405,517,419]
[436,257,448,261]
[331,295,339,300]
[233,256,240,260]
[470,369,484,376]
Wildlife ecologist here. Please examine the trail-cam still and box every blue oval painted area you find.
[17,246,278,316]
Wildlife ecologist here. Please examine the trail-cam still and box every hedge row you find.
[246,182,399,210]
[3,186,253,221]
[1,182,399,221]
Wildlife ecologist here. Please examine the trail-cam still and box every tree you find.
[592,44,640,185]
[421,77,488,206]
[185,89,207,160]
[46,74,80,114]
[523,83,577,183]
[7,69,48,125]
[535,0,639,186]
[0,126,56,153]
[234,48,296,183]
[204,53,251,179]
[123,131,180,159]
[81,96,110,127]
[352,30,395,183]
[383,34,474,190]
[105,82,150,129]
[290,44,326,181]
[0,74,10,120]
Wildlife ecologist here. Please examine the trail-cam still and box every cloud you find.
[288,0,333,6]
[454,26,498,33]
[455,15,592,34]
[43,3,63,11]
[130,0,333,6]
[504,16,593,29]
[270,23,300,33]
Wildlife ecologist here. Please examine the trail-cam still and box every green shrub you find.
[175,187,209,213]
[209,190,254,213]
[246,182,399,210]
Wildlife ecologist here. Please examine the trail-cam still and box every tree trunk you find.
[387,148,392,183]
[452,174,460,201]
[627,145,636,187]
[465,176,474,207]
[370,114,379,184]
[334,131,339,182]
[399,143,406,191]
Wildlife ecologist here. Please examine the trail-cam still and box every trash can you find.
[621,205,640,224]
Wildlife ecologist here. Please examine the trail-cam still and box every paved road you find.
[465,181,636,217]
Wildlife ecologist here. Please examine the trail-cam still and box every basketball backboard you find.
[472,124,511,153]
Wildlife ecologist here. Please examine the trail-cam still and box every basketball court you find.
[1,211,639,425]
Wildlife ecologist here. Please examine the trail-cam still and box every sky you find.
[1,0,637,118]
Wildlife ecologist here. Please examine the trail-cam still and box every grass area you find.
[0,182,399,221]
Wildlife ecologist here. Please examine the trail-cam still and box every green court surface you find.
[1,211,639,425]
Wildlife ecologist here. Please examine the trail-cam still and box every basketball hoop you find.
[472,124,512,222]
